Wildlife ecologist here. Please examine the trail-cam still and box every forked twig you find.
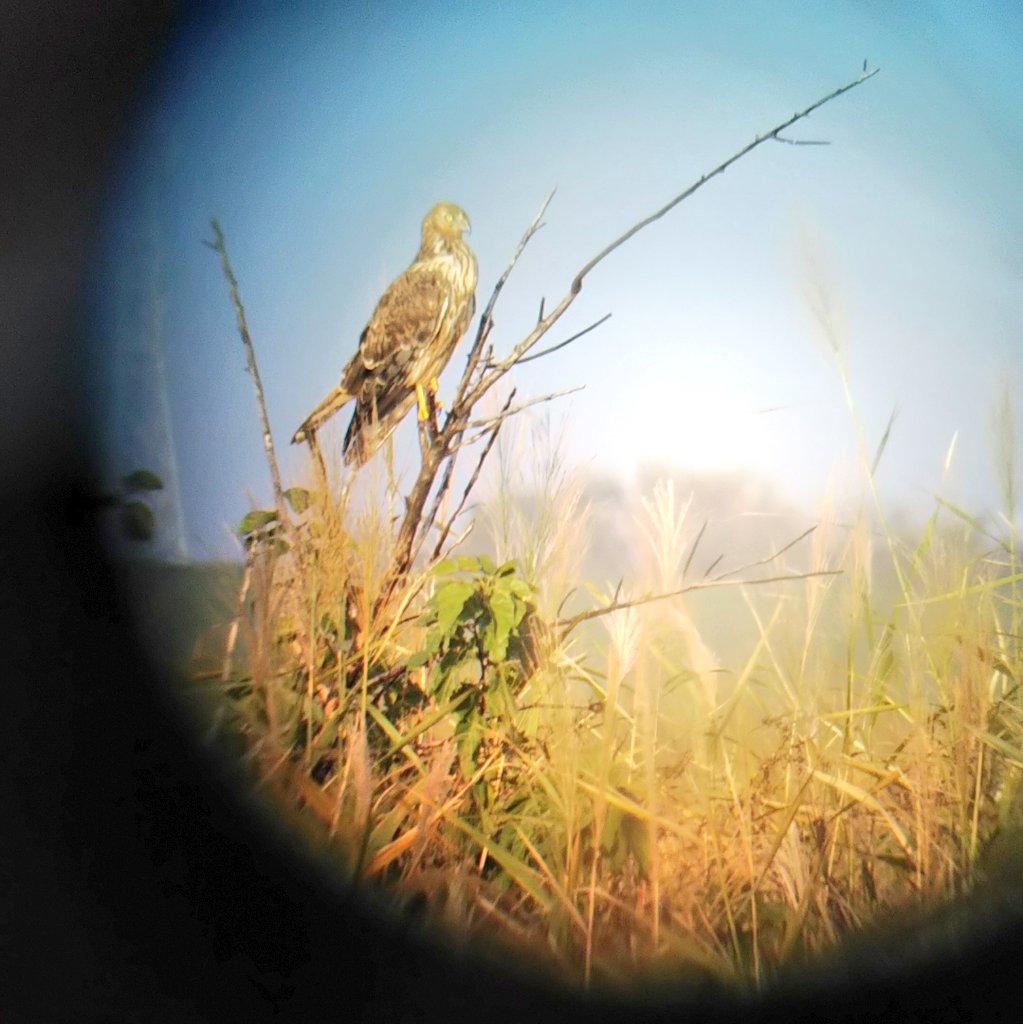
[711,525,818,582]
[465,386,585,432]
[510,313,613,367]
[556,569,843,640]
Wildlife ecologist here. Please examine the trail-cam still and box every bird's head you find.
[422,201,471,243]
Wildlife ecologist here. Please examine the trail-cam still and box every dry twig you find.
[207,220,293,537]
[556,568,843,640]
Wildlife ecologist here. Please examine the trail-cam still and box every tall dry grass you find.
[195,358,1023,995]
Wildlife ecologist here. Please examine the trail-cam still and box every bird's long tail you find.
[342,391,420,468]
[291,385,353,444]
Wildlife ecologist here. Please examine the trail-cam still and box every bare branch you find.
[211,219,318,686]
[452,189,556,410]
[511,314,612,367]
[568,68,880,294]
[423,388,517,560]
[710,525,818,582]
[774,135,831,146]
[457,68,880,424]
[430,520,476,565]
[558,522,833,637]
[431,389,517,559]
[209,219,295,545]
[556,569,843,639]
[466,386,585,431]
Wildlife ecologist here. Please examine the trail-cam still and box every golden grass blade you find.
[445,815,554,914]
[811,768,913,857]
[511,823,588,934]
[364,825,421,877]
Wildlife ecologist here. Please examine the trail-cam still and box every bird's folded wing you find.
[355,265,451,381]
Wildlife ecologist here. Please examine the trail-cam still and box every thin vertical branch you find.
[430,388,518,560]
[208,219,291,533]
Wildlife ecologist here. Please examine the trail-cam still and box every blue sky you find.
[86,1,1023,560]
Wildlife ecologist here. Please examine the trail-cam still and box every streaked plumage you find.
[292,202,477,467]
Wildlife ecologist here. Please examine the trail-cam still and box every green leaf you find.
[284,487,311,513]
[238,508,278,536]
[422,628,444,657]
[433,580,476,638]
[407,650,430,669]
[444,814,553,915]
[507,578,534,600]
[487,587,516,662]
[438,647,470,678]
[432,555,480,576]
[478,554,496,575]
[488,673,519,719]
[456,713,483,779]
[120,501,155,542]
[122,468,164,492]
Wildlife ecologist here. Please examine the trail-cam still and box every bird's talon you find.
[415,382,429,422]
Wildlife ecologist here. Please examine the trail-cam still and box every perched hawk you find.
[292,201,478,467]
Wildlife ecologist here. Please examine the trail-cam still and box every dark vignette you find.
[2,3,1022,1021]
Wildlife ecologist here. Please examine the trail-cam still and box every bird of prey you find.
[292,201,478,468]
